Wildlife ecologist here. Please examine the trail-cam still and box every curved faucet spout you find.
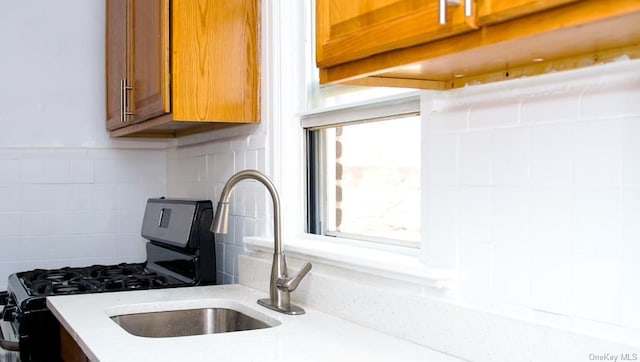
[211,170,282,254]
[211,169,311,315]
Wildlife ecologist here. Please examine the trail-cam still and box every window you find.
[304,94,421,248]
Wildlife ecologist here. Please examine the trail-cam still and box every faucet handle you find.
[277,262,312,292]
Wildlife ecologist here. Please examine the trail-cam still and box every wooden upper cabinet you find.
[316,0,478,68]
[106,0,260,137]
[316,0,640,89]
[477,0,580,25]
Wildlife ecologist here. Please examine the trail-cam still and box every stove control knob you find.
[2,306,16,322]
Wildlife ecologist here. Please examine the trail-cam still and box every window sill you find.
[243,234,454,289]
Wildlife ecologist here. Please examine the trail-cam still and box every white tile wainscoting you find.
[0,148,167,290]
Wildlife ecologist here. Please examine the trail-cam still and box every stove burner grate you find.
[18,263,178,297]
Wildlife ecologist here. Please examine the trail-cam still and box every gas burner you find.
[52,277,103,295]
[89,264,146,280]
[36,269,84,282]
[102,274,170,291]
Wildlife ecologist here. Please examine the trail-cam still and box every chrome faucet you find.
[211,169,312,315]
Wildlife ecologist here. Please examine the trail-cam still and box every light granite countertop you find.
[47,284,464,362]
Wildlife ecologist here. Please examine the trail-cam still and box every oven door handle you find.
[0,337,19,352]
[0,317,20,351]
[0,293,20,352]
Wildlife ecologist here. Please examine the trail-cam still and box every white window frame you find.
[242,0,454,288]
[303,93,422,250]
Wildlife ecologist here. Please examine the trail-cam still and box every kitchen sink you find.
[111,307,278,338]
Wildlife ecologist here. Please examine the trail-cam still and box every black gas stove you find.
[19,263,173,297]
[0,198,217,362]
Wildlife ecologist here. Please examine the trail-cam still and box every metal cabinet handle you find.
[119,79,134,123]
[439,0,447,25]
[120,79,126,123]
[439,0,462,25]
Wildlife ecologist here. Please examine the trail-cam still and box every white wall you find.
[0,1,107,147]
[0,0,169,289]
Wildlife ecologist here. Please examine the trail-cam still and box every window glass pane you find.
[311,115,421,247]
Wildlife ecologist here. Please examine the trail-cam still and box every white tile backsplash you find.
[0,237,21,262]
[582,86,640,119]
[458,131,492,185]
[530,187,573,253]
[166,129,268,281]
[570,254,622,323]
[0,213,21,237]
[621,261,640,329]
[491,187,529,249]
[69,184,94,210]
[21,236,48,260]
[0,149,166,290]
[572,120,622,187]
[572,187,622,257]
[21,213,48,237]
[530,251,572,314]
[622,117,640,186]
[428,108,469,133]
[0,160,21,184]
[457,186,492,243]
[0,186,21,212]
[457,241,493,304]
[492,127,528,186]
[622,187,640,261]
[469,101,519,129]
[491,247,531,306]
[521,93,580,123]
[426,133,458,186]
[94,159,121,184]
[424,62,640,337]
[70,159,95,183]
[529,123,573,186]
[425,186,458,267]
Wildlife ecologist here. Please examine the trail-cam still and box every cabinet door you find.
[316,0,477,68]
[106,0,168,131]
[171,0,260,122]
[106,0,127,130]
[478,0,580,25]
[130,0,169,123]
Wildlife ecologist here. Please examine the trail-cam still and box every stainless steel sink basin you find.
[111,307,277,338]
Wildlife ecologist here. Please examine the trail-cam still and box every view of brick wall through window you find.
[335,126,343,229]
[330,117,421,245]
